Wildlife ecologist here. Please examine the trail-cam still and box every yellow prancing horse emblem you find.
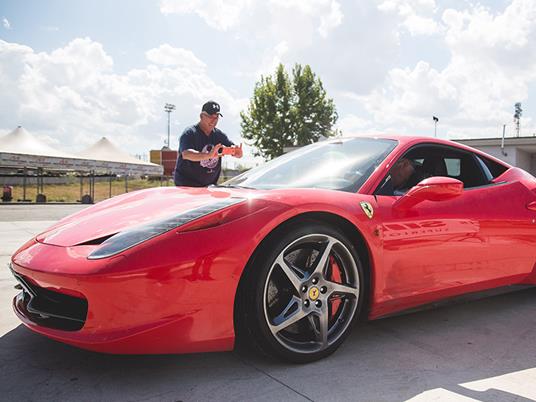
[308,287,320,301]
[359,201,374,219]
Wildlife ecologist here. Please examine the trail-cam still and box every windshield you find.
[224,137,397,192]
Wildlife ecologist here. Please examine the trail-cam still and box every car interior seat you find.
[422,155,448,177]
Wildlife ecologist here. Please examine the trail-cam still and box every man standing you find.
[174,101,243,187]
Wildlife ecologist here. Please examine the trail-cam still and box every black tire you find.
[239,220,365,363]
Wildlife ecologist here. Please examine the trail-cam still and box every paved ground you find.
[1,204,536,401]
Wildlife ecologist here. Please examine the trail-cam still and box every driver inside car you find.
[376,158,427,196]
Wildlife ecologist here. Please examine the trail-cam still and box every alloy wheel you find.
[262,233,360,355]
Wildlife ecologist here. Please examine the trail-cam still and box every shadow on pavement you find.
[1,288,536,402]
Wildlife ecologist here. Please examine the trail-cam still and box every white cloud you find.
[160,0,252,31]
[145,44,207,69]
[403,14,439,36]
[363,61,458,129]
[337,114,373,135]
[4,0,535,164]
[377,0,440,36]
[2,17,11,30]
[159,0,354,97]
[159,1,406,98]
[377,0,436,15]
[160,0,343,38]
[319,1,343,38]
[442,0,536,69]
[252,41,289,78]
[267,0,343,38]
[0,38,243,155]
[359,0,536,138]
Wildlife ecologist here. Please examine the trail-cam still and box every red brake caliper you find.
[329,255,343,320]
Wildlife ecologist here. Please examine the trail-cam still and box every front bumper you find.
[9,232,244,354]
[9,203,286,355]
[12,266,88,331]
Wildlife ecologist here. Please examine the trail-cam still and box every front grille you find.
[11,266,88,331]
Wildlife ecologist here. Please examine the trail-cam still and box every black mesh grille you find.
[11,268,88,331]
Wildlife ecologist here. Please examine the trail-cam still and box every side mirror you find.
[393,176,463,210]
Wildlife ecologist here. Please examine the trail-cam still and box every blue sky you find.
[1,0,535,166]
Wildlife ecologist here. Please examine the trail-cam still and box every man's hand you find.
[233,143,243,158]
[208,143,223,159]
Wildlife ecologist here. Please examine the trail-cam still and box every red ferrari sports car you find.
[10,135,536,362]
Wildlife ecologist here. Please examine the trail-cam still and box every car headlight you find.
[88,198,245,260]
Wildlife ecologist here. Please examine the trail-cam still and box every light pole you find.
[514,102,522,137]
[164,103,176,148]
[432,116,439,137]
[501,124,507,156]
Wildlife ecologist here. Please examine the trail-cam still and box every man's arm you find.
[182,144,222,161]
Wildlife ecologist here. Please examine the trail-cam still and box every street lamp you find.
[514,102,522,137]
[432,116,439,138]
[164,103,176,148]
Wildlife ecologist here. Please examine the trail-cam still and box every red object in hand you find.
[218,146,236,156]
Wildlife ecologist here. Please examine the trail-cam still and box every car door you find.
[371,144,536,314]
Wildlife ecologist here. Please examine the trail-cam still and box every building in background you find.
[455,136,536,177]
[150,146,177,176]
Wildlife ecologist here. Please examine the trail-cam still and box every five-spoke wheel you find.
[241,221,364,363]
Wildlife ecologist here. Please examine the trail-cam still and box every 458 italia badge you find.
[360,201,374,219]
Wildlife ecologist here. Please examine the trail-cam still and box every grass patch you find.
[5,173,240,203]
[8,178,175,203]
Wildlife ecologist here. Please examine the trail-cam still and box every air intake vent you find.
[77,233,117,246]
[12,269,88,331]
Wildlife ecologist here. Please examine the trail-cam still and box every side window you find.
[479,155,508,179]
[454,153,486,188]
[445,158,461,176]
[374,143,496,196]
[475,155,493,182]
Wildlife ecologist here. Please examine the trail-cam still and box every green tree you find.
[241,63,338,159]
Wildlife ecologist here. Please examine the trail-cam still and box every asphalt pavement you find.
[1,204,536,402]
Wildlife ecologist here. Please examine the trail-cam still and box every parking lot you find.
[1,204,536,402]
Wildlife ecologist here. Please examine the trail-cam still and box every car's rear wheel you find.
[241,221,365,363]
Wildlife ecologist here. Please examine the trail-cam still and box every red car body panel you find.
[10,135,536,354]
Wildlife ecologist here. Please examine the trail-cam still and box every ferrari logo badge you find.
[309,287,320,301]
[360,201,374,219]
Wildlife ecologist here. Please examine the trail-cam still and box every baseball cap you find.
[201,101,223,117]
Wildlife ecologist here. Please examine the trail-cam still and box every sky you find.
[1,0,536,167]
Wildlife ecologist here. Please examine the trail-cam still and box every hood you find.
[37,186,252,247]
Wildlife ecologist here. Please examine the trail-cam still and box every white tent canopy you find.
[0,126,76,158]
[0,127,163,175]
[77,137,155,166]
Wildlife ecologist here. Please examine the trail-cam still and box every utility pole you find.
[164,103,176,148]
[501,124,507,156]
[433,116,439,137]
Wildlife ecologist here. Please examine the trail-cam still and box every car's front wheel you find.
[241,221,365,363]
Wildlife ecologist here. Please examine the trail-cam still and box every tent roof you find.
[0,126,76,158]
[0,127,162,174]
[77,137,157,166]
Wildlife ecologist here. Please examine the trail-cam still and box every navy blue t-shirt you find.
[173,124,234,187]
